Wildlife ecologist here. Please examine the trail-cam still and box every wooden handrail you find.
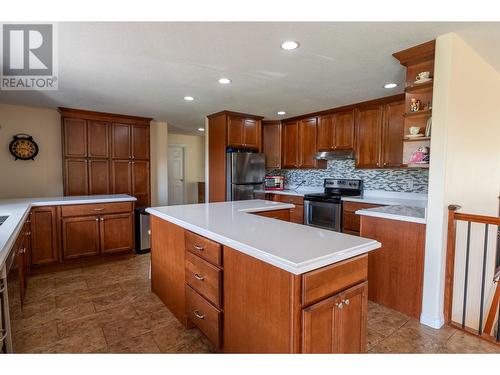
[454,212,500,226]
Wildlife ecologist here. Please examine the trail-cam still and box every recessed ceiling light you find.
[277,111,286,116]
[384,83,398,89]
[198,128,205,132]
[281,41,299,50]
[218,78,231,84]
[184,96,194,101]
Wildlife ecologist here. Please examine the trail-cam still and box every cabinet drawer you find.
[342,201,381,213]
[302,254,368,306]
[290,206,304,224]
[186,285,222,348]
[343,211,361,232]
[274,194,304,205]
[185,231,222,267]
[185,251,222,308]
[61,202,133,217]
[252,209,290,221]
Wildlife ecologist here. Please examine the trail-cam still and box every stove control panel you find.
[324,178,362,190]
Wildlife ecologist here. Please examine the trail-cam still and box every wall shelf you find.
[403,136,431,142]
[403,109,432,118]
[405,80,433,92]
[402,163,430,169]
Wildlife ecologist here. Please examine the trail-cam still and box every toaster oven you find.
[264,176,285,190]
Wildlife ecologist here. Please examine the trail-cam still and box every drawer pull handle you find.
[194,273,205,281]
[193,310,205,319]
[94,208,105,211]
[193,245,204,251]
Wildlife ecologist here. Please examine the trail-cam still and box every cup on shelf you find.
[409,126,420,135]
[416,71,430,81]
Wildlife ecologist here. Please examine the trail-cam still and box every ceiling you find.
[1,22,499,134]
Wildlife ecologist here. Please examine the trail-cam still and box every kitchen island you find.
[146,200,381,353]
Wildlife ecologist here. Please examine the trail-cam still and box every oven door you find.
[304,200,341,232]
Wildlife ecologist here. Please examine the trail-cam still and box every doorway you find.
[167,145,185,205]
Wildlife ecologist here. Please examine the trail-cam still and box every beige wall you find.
[150,121,169,206]
[0,104,63,198]
[421,33,500,329]
[168,133,205,204]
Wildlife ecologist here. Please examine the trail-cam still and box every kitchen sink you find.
[0,216,9,226]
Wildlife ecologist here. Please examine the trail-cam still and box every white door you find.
[168,145,185,205]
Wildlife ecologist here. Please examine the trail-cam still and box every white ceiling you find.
[1,22,499,134]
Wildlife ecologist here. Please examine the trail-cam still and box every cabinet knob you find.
[343,299,350,305]
[335,301,343,309]
[100,217,104,221]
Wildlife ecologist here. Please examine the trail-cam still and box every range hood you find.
[314,150,354,160]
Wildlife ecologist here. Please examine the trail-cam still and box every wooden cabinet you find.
[272,194,304,224]
[282,120,299,168]
[63,118,87,158]
[317,110,355,151]
[355,99,405,169]
[342,201,383,236]
[100,213,134,254]
[61,203,134,260]
[381,100,405,168]
[31,206,59,265]
[355,105,383,169]
[60,108,151,206]
[263,121,281,169]
[251,208,290,221]
[302,282,367,353]
[62,216,101,259]
[227,115,261,149]
[87,120,109,158]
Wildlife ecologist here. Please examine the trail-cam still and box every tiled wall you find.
[267,159,429,193]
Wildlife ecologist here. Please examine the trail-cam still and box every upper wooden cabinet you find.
[355,105,383,169]
[355,98,405,169]
[59,108,151,207]
[317,110,355,152]
[227,114,261,149]
[262,121,281,169]
[282,117,324,169]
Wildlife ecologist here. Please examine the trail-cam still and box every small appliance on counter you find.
[264,175,285,191]
[303,178,363,232]
[226,149,266,201]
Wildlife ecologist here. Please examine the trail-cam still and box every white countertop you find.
[0,194,137,268]
[146,200,381,275]
[355,205,427,224]
[341,190,428,207]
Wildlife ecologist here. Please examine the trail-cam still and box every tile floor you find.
[10,253,500,354]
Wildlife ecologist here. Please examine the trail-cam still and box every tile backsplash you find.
[267,160,429,193]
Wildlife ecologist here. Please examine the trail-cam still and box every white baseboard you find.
[420,313,445,329]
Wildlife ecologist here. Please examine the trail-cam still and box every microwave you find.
[264,176,285,190]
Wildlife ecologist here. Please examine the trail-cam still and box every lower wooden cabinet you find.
[100,213,134,254]
[342,201,383,235]
[31,206,60,265]
[302,282,368,353]
[62,216,101,259]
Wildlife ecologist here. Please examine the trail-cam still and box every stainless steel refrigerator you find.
[226,150,265,201]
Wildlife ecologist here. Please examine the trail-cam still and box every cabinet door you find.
[302,282,367,354]
[317,114,334,151]
[282,121,299,168]
[334,110,355,150]
[242,118,259,149]
[227,115,244,147]
[111,160,132,195]
[381,101,405,168]
[263,122,281,168]
[99,213,134,254]
[111,123,131,159]
[24,221,32,277]
[337,282,368,353]
[132,160,150,207]
[62,216,100,259]
[31,207,59,265]
[355,105,383,169]
[298,117,318,168]
[87,120,109,158]
[132,124,150,160]
[63,118,87,158]
[89,159,110,195]
[64,159,89,196]
[302,291,342,353]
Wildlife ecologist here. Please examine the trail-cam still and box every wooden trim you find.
[454,212,500,226]
[207,110,264,120]
[392,40,436,66]
[483,282,500,335]
[58,107,152,125]
[444,205,461,323]
[448,321,500,347]
[282,94,405,123]
[262,120,281,126]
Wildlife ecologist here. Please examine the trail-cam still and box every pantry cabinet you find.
[60,107,152,207]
